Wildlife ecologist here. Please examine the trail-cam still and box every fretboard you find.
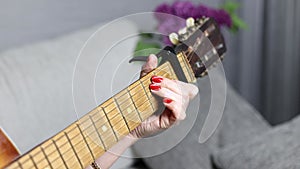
[5,52,195,169]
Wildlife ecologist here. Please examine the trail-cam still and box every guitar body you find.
[0,129,19,168]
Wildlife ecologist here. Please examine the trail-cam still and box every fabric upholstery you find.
[0,20,139,169]
[213,115,300,169]
[133,71,270,169]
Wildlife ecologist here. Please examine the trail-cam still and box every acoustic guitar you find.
[0,17,226,169]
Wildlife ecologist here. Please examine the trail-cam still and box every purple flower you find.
[157,18,185,45]
[153,1,233,45]
[157,17,185,35]
[172,1,195,19]
[197,5,210,17]
[154,3,174,23]
[211,9,232,28]
[163,36,172,46]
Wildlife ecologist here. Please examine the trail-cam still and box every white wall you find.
[0,0,221,52]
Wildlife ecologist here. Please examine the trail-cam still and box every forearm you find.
[85,134,139,169]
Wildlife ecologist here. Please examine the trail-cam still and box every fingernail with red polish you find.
[149,84,161,91]
[163,98,173,104]
[151,76,163,83]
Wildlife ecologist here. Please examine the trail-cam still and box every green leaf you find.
[133,39,161,57]
[221,1,240,14]
[139,33,154,39]
[134,40,161,51]
[220,0,248,33]
[230,14,248,33]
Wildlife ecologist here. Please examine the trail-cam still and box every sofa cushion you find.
[217,85,271,148]
[132,70,270,169]
[213,115,300,169]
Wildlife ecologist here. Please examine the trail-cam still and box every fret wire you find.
[85,63,170,133]
[64,131,84,168]
[127,88,142,122]
[89,88,154,135]
[54,96,155,168]
[96,98,151,135]
[32,108,113,166]
[49,138,91,169]
[114,98,131,132]
[101,107,119,142]
[37,120,107,169]
[116,89,153,108]
[17,161,23,169]
[76,123,96,160]
[10,64,174,169]
[26,126,80,168]
[97,63,170,110]
[74,64,169,133]
[114,89,153,109]
[94,97,151,139]
[54,111,148,169]
[52,139,68,168]
[28,155,38,169]
[56,149,94,169]
[58,102,154,168]
[61,67,170,148]
[40,146,53,169]
[166,63,179,81]
[85,110,119,140]
[36,96,155,169]
[89,115,107,150]
[80,64,170,134]
[111,106,150,133]
[139,79,155,112]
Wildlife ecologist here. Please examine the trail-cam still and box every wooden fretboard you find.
[5,52,195,169]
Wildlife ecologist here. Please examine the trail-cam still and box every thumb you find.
[140,54,158,78]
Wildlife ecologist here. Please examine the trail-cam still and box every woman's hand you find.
[130,54,199,138]
[89,54,199,169]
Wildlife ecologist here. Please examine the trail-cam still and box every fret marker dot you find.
[102,125,107,132]
[127,107,132,114]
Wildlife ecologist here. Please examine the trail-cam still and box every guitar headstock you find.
[170,17,226,78]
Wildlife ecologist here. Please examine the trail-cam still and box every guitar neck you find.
[4,52,195,169]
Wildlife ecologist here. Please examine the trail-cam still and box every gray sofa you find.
[132,71,270,169]
[132,58,300,169]
[1,20,299,169]
[132,68,300,169]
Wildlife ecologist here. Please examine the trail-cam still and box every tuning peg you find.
[186,17,195,28]
[178,27,187,36]
[169,32,179,45]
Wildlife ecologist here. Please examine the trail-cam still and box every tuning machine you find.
[186,17,195,28]
[169,32,179,45]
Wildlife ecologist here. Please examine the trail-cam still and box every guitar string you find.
[30,62,177,168]
[52,100,154,169]
[40,70,163,168]
[19,60,189,169]
[11,95,152,169]
[14,83,155,169]
[187,33,203,63]
[18,65,175,168]
[22,76,159,169]
[16,58,185,169]
[19,27,208,169]
[12,29,210,168]
[21,57,189,168]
